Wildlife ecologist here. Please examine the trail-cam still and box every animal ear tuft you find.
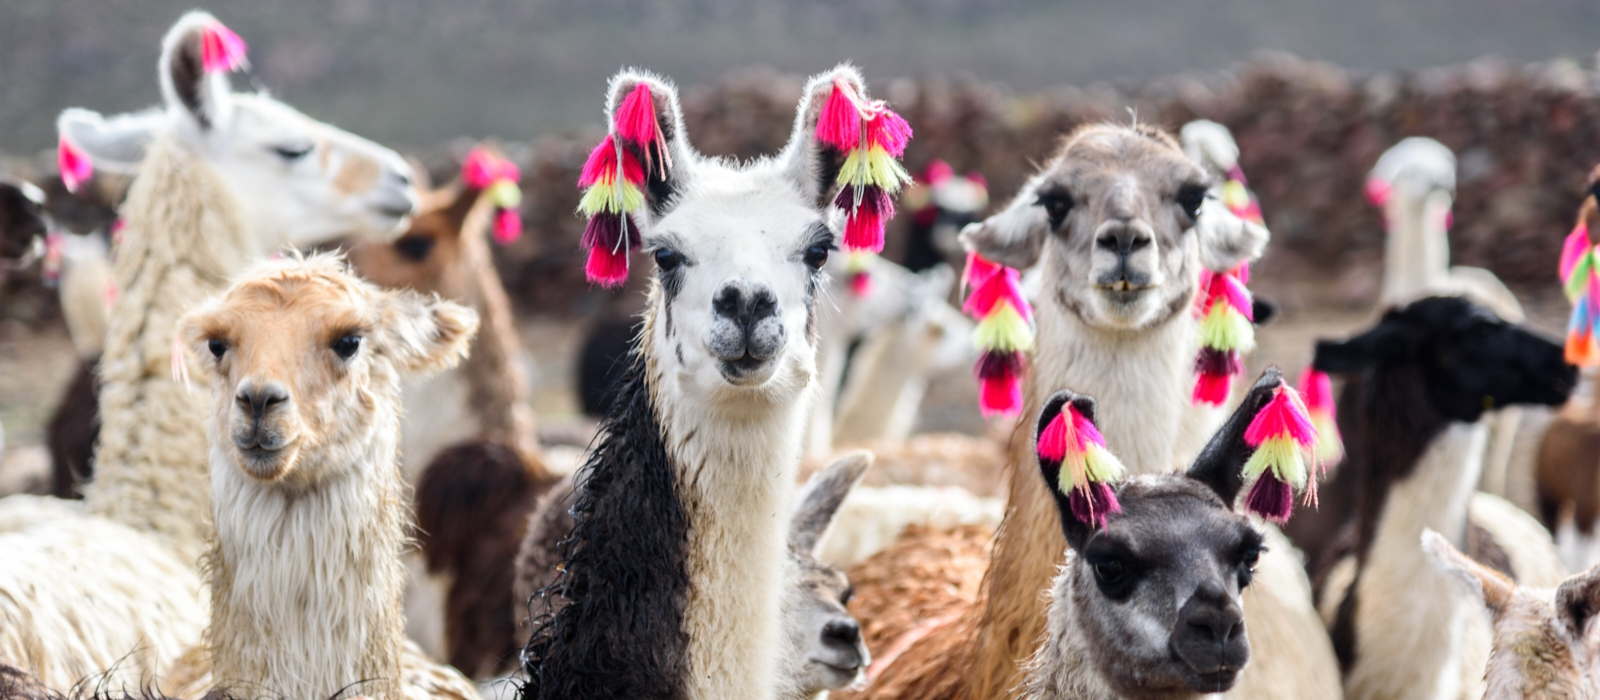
[158,12,241,132]
[1311,312,1414,375]
[375,291,480,375]
[958,198,1049,271]
[1187,368,1287,511]
[1035,390,1123,551]
[789,450,872,557]
[1556,561,1600,638]
[1424,529,1515,618]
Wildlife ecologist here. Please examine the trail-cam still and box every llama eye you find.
[394,235,435,262]
[1175,184,1207,221]
[839,585,855,607]
[272,143,314,161]
[803,243,831,270]
[1093,560,1125,584]
[1035,192,1073,230]
[208,338,227,359]
[654,247,685,272]
[331,334,361,360]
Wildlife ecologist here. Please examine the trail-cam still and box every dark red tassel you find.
[1245,473,1294,523]
[1194,347,1242,377]
[1069,482,1122,529]
[974,349,1025,382]
[835,185,894,252]
[581,213,639,288]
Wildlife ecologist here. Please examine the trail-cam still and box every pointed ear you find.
[1556,562,1600,639]
[779,65,868,209]
[958,187,1050,271]
[158,12,235,132]
[1424,529,1515,619]
[604,70,695,220]
[373,291,480,375]
[1036,389,1099,552]
[1312,313,1411,374]
[790,450,873,557]
[1195,200,1269,272]
[1186,368,1287,507]
[57,108,163,173]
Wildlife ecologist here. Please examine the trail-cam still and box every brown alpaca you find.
[161,254,478,700]
[1426,530,1600,700]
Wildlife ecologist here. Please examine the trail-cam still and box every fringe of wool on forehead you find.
[962,252,1033,417]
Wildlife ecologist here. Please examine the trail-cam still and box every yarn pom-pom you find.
[58,138,93,194]
[1193,371,1232,406]
[972,302,1033,354]
[493,209,522,245]
[1068,482,1122,530]
[614,84,659,147]
[1297,368,1344,464]
[1364,177,1390,207]
[979,375,1023,418]
[963,264,1032,325]
[866,109,913,158]
[816,81,861,151]
[964,252,1035,417]
[578,136,645,190]
[199,20,249,74]
[1244,472,1294,524]
[581,213,639,288]
[1197,301,1256,354]
[1244,387,1318,448]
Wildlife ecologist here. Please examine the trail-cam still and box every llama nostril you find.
[1096,234,1119,251]
[237,384,289,419]
[747,287,778,322]
[822,619,861,647]
[713,286,743,319]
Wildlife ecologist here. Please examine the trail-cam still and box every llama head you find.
[0,177,47,261]
[961,123,1265,331]
[1035,371,1301,696]
[179,253,477,484]
[784,451,873,694]
[347,175,481,301]
[56,12,417,255]
[600,67,889,401]
[1425,530,1600,700]
[1313,296,1576,423]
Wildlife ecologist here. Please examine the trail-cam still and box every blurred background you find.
[3,0,1600,509]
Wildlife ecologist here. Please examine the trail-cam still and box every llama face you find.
[962,124,1254,331]
[0,177,46,261]
[180,254,476,484]
[787,559,868,692]
[347,183,474,300]
[1314,296,1577,423]
[56,12,417,257]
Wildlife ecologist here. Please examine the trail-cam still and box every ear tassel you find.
[58,137,92,194]
[1240,384,1323,522]
[1192,264,1256,405]
[1560,222,1600,366]
[815,78,913,253]
[846,253,873,298]
[462,146,525,245]
[199,20,249,74]
[1038,403,1126,528]
[577,133,650,287]
[963,252,1034,417]
[1297,367,1344,464]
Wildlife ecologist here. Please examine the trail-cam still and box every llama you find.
[1019,371,1309,700]
[156,254,476,700]
[347,146,558,670]
[1425,529,1600,700]
[1312,296,1577,700]
[518,64,908,700]
[1536,166,1600,572]
[0,12,416,689]
[0,176,47,266]
[850,122,1342,700]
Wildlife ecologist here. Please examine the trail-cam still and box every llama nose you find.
[236,382,289,422]
[1178,582,1245,645]
[821,619,861,648]
[712,282,779,331]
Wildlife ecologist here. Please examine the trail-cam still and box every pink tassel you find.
[615,84,659,146]
[1069,409,1107,452]
[962,252,1004,291]
[578,136,645,188]
[493,209,522,245]
[979,376,1023,417]
[58,138,92,194]
[199,21,249,74]
[1037,412,1070,462]
[1213,269,1254,320]
[963,267,1032,324]
[585,245,630,288]
[461,147,503,189]
[1364,177,1390,207]
[1068,482,1122,529]
[816,81,861,151]
[836,185,893,252]
[1562,224,1591,281]
[921,160,953,185]
[1298,368,1336,414]
[849,270,872,297]
[866,109,913,158]
[1245,472,1294,523]
[1193,372,1232,406]
[1244,387,1318,447]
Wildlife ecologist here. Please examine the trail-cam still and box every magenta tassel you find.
[866,109,913,157]
[1194,347,1243,378]
[1245,473,1294,523]
[493,209,522,245]
[199,21,248,73]
[836,185,893,252]
[58,138,92,194]
[816,82,861,150]
[974,349,1024,382]
[979,376,1023,417]
[849,270,872,297]
[1192,372,1232,406]
[586,246,629,288]
[614,84,658,146]
[1069,482,1122,529]
[578,136,645,188]
[1037,412,1069,462]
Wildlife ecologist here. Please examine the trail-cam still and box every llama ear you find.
[1035,390,1118,552]
[789,450,873,557]
[959,188,1050,271]
[56,108,163,174]
[1186,368,1287,508]
[1556,562,1600,639]
[1195,197,1269,273]
[158,12,246,133]
[1424,529,1515,619]
[0,178,47,257]
[374,291,480,375]
[781,64,912,253]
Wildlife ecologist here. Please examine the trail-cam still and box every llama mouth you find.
[1182,667,1240,693]
[718,354,774,383]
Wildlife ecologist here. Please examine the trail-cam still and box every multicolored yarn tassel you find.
[58,137,92,194]
[199,20,249,74]
[815,79,913,253]
[1241,384,1322,523]
[577,84,671,288]
[1297,367,1344,464]
[462,146,524,245]
[963,252,1033,417]
[1560,221,1600,365]
[846,253,874,298]
[1038,402,1127,528]
[1191,167,1262,405]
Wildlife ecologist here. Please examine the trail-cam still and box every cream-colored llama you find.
[0,11,416,690]
[161,254,476,700]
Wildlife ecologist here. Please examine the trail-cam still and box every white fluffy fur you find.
[55,230,114,359]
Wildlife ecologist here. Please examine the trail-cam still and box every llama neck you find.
[87,135,253,564]
[204,396,408,700]
[457,197,540,457]
[1380,188,1452,308]
[1022,555,1222,700]
[654,359,811,700]
[1344,422,1488,700]
[968,293,1213,700]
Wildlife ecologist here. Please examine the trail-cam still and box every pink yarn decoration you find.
[815,81,861,151]
[58,138,92,194]
[493,209,522,245]
[614,84,659,146]
[199,21,249,74]
[1243,388,1318,448]
[866,109,913,158]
